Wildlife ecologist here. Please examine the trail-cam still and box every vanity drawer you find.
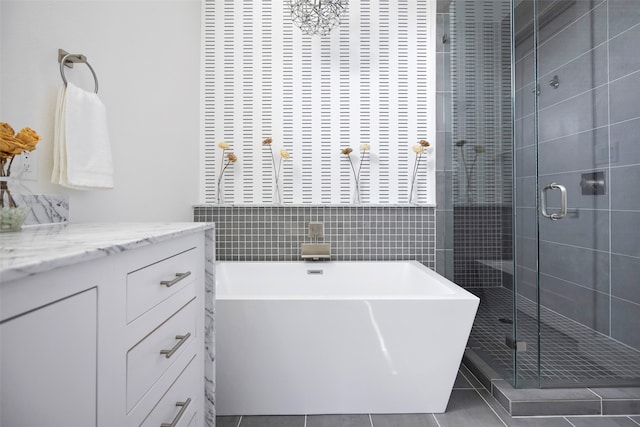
[126,299,197,412]
[140,354,199,427]
[126,247,198,323]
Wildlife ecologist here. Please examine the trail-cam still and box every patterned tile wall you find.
[202,0,436,205]
[194,205,435,267]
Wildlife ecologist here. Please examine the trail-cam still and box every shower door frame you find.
[512,0,543,389]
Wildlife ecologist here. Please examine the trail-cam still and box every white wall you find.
[0,0,201,222]
[0,2,3,119]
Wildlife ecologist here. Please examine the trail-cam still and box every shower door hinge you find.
[505,336,527,352]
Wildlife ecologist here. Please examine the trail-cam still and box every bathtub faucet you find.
[301,243,331,261]
[301,222,330,260]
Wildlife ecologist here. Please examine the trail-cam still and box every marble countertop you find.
[0,222,214,282]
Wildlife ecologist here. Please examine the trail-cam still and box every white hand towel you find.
[51,85,67,185]
[51,82,114,189]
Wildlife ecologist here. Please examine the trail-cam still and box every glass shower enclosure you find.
[445,0,640,388]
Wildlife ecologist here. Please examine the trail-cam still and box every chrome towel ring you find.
[58,49,99,94]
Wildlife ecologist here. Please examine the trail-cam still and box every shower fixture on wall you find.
[290,0,348,36]
[455,140,485,204]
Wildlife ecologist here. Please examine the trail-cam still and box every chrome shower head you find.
[454,140,468,147]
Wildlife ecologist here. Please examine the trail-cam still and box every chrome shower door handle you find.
[541,183,567,220]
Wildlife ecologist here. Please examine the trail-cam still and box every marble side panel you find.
[204,227,216,427]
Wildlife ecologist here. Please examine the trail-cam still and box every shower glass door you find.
[514,0,640,388]
[448,0,517,385]
[512,0,541,388]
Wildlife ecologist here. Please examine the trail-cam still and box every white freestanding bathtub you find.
[215,261,479,415]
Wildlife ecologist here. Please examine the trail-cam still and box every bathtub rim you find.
[215,260,479,302]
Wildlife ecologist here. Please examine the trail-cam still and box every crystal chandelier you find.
[290,0,348,36]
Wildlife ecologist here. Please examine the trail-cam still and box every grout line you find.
[535,81,608,114]
[629,416,640,426]
[609,67,640,86]
[473,388,509,427]
[517,241,610,257]
[304,414,307,427]
[527,239,610,255]
[536,164,620,177]
[459,366,484,391]
[611,163,640,170]
[431,413,443,427]
[368,414,374,427]
[534,272,613,299]
[610,20,640,41]
[515,121,606,147]
[607,0,613,343]
[610,115,640,128]
[537,42,606,83]
[587,388,604,400]
[515,37,610,93]
[236,415,243,427]
[565,417,577,427]
[536,0,606,51]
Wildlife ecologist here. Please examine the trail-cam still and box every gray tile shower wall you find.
[193,205,436,267]
[435,9,454,281]
[445,0,514,291]
[513,1,640,350]
[452,206,511,289]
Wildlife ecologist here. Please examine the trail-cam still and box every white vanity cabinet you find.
[0,224,212,427]
[120,234,205,427]
[1,286,98,427]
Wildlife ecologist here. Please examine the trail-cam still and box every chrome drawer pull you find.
[160,333,191,359]
[160,271,191,288]
[160,397,191,427]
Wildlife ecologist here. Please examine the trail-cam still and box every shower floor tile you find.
[468,287,640,386]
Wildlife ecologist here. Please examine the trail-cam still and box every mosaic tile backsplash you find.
[194,205,435,268]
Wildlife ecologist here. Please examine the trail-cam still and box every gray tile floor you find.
[215,365,640,427]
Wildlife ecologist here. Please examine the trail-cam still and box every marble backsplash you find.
[14,194,69,226]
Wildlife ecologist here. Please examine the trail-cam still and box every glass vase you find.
[0,172,31,232]
[273,180,282,204]
[352,182,361,204]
